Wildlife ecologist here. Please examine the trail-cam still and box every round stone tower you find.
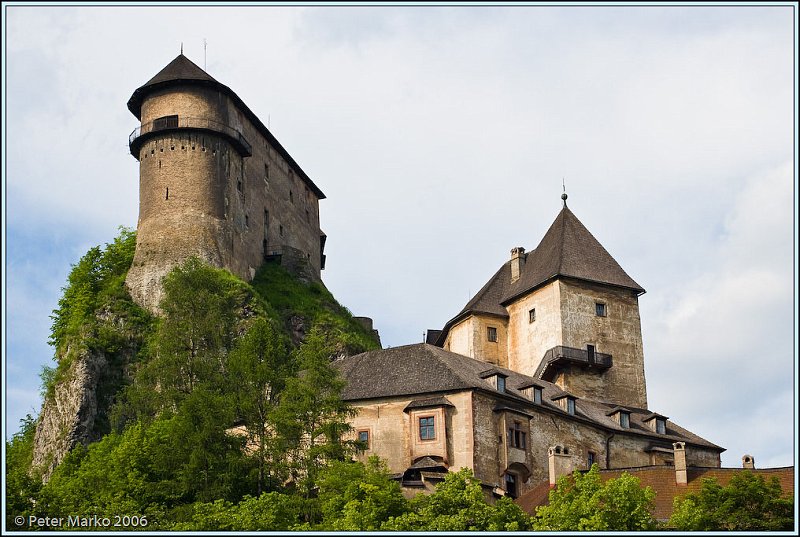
[126,54,254,310]
[126,54,327,312]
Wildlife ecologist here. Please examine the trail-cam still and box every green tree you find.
[383,467,533,531]
[533,464,658,531]
[171,492,302,531]
[316,456,408,530]
[669,471,793,531]
[227,317,293,494]
[270,326,359,518]
[5,416,42,528]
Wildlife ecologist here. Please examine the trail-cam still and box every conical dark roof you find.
[143,54,217,87]
[435,206,644,345]
[128,54,220,118]
[503,206,645,302]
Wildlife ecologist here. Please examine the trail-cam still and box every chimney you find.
[510,247,526,283]
[742,454,755,469]
[548,445,573,487]
[673,442,687,485]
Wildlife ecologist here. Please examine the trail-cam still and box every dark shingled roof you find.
[127,55,325,200]
[335,343,723,451]
[503,206,645,303]
[435,206,643,345]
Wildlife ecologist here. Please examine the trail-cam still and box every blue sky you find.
[3,4,796,470]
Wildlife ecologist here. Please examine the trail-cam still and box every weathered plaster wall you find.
[506,281,562,376]
[558,280,647,408]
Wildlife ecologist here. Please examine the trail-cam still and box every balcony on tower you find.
[534,345,612,382]
[129,115,253,158]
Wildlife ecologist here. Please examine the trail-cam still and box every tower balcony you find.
[535,345,612,382]
[129,115,252,158]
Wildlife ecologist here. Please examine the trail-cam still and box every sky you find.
[3,4,796,471]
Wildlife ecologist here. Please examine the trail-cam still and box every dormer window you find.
[619,411,630,428]
[482,370,507,393]
[567,397,576,415]
[534,387,543,404]
[643,413,669,434]
[554,395,577,415]
[656,418,666,434]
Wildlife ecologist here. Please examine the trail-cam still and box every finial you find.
[561,177,568,207]
[180,42,183,55]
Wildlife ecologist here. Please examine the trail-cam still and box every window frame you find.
[357,429,370,448]
[595,302,607,317]
[418,415,436,441]
[529,308,536,323]
[496,375,506,393]
[567,397,576,415]
[487,326,498,342]
[656,418,666,434]
[619,411,630,429]
[508,421,527,450]
[533,387,543,404]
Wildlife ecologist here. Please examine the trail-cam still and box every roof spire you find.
[180,42,184,55]
[561,177,568,207]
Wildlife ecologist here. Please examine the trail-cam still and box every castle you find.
[125,54,327,310]
[125,55,738,503]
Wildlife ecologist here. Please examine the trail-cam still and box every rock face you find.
[31,349,109,481]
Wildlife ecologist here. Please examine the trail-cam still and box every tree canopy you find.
[533,464,658,531]
[669,471,794,531]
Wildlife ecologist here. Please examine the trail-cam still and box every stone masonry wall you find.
[127,84,323,310]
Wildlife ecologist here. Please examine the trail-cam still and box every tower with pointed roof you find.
[434,201,648,409]
[126,54,327,310]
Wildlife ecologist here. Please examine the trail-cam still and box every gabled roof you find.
[503,206,644,303]
[335,343,723,451]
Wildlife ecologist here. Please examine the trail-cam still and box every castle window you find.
[534,387,542,404]
[529,308,536,323]
[588,451,596,468]
[496,375,506,393]
[165,187,169,200]
[595,302,607,317]
[358,430,370,448]
[279,225,284,236]
[237,180,242,193]
[487,326,498,342]
[504,473,518,498]
[619,411,630,429]
[587,344,596,364]
[245,214,249,228]
[567,397,576,415]
[306,209,310,223]
[153,114,178,130]
[419,416,435,440]
[656,418,666,435]
[508,421,526,449]
[290,190,294,204]
[265,163,270,182]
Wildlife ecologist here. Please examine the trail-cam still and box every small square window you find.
[487,327,498,342]
[419,416,435,440]
[533,387,543,404]
[358,430,370,448]
[497,376,506,393]
[529,308,536,323]
[596,302,607,317]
